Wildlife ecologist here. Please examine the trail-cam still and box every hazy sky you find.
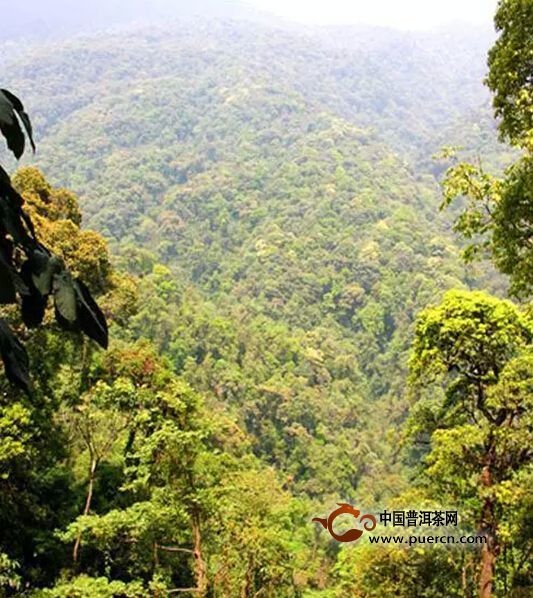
[245,0,498,30]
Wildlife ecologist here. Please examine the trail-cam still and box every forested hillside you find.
[3,18,505,497]
[0,10,530,597]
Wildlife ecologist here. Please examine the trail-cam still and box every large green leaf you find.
[0,194,34,246]
[23,247,61,297]
[0,318,31,394]
[21,292,48,328]
[53,271,78,329]
[0,92,25,160]
[0,89,34,159]
[0,165,12,194]
[0,89,35,152]
[75,278,109,349]
[0,253,16,304]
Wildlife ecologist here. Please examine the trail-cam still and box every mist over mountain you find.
[4,19,497,164]
[0,0,255,40]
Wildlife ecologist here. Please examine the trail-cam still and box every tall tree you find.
[441,0,532,297]
[409,290,532,597]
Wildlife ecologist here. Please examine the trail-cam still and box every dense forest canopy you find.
[0,2,531,596]
[3,18,507,496]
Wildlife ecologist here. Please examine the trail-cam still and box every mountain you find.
[0,19,508,499]
[1,12,528,596]
[0,0,254,40]
[3,21,502,221]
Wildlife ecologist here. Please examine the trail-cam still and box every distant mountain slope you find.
[2,20,505,358]
[5,20,495,154]
[1,21,500,281]
[0,1,251,40]
[0,20,506,498]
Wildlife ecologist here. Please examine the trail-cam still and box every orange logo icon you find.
[313,503,377,542]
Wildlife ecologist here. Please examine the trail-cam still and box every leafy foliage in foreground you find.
[0,172,315,596]
[409,290,532,596]
[0,90,107,393]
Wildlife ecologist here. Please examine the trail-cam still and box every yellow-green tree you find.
[409,290,532,597]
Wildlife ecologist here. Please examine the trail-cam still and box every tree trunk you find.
[461,554,468,597]
[241,555,254,598]
[191,510,207,597]
[73,456,98,563]
[478,447,499,598]
[479,537,497,598]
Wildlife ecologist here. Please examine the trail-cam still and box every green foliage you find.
[440,0,533,298]
[0,171,319,595]
[34,575,149,598]
[486,0,533,148]
[0,10,529,597]
[334,543,469,597]
[410,290,530,386]
[0,553,20,595]
[0,91,108,393]
[409,290,533,594]
[441,151,532,297]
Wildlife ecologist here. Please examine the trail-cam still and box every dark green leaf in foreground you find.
[0,89,35,152]
[0,253,16,304]
[52,271,108,348]
[74,278,109,349]
[21,292,48,328]
[53,271,79,330]
[26,247,61,297]
[0,318,31,394]
[0,91,25,159]
[0,89,35,159]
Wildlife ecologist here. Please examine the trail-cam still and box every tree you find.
[486,0,532,148]
[0,168,129,592]
[0,89,108,393]
[440,0,533,297]
[409,290,532,597]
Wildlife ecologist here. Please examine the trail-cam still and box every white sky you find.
[244,0,498,30]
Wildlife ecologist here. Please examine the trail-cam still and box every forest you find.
[0,0,531,596]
